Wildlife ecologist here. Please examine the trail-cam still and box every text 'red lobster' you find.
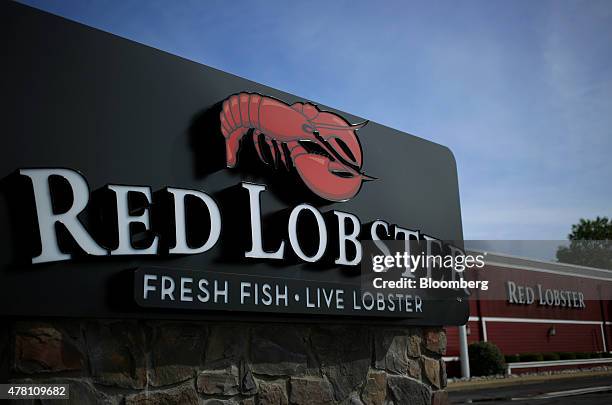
[219,92,373,202]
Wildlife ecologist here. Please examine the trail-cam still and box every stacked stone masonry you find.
[0,320,448,405]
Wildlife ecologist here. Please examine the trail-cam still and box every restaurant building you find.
[446,252,612,376]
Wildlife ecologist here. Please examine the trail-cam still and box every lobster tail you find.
[219,92,312,168]
[220,93,263,167]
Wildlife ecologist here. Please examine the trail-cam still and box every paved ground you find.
[449,374,612,404]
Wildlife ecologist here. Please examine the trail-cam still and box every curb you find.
[447,370,612,391]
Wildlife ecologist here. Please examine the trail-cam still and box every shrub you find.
[468,341,506,376]
[574,352,589,359]
[589,352,602,358]
[504,354,520,363]
[520,353,544,362]
[602,352,612,358]
[559,352,576,360]
[542,352,560,361]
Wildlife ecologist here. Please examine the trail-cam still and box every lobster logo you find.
[219,92,374,202]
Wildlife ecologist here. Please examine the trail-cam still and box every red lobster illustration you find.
[219,92,373,202]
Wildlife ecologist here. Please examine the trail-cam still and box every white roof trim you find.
[482,316,602,325]
[484,261,612,281]
[467,249,612,281]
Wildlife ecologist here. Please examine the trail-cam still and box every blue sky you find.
[21,0,612,241]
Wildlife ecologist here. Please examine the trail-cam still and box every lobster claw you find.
[294,154,368,202]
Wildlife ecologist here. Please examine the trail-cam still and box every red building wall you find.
[444,261,612,358]
[485,321,604,354]
[476,266,604,319]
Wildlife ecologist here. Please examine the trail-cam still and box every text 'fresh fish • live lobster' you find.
[219,92,374,202]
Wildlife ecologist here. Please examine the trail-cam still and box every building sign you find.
[506,281,586,309]
[0,2,468,325]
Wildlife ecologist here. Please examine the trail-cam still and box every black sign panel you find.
[134,267,426,317]
[0,2,467,325]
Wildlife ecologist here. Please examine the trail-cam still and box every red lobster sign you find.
[219,92,374,202]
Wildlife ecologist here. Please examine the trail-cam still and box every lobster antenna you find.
[313,120,369,131]
[351,120,369,129]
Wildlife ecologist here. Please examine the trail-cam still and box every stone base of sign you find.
[1,320,448,405]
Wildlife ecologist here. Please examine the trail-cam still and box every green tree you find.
[556,217,612,270]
